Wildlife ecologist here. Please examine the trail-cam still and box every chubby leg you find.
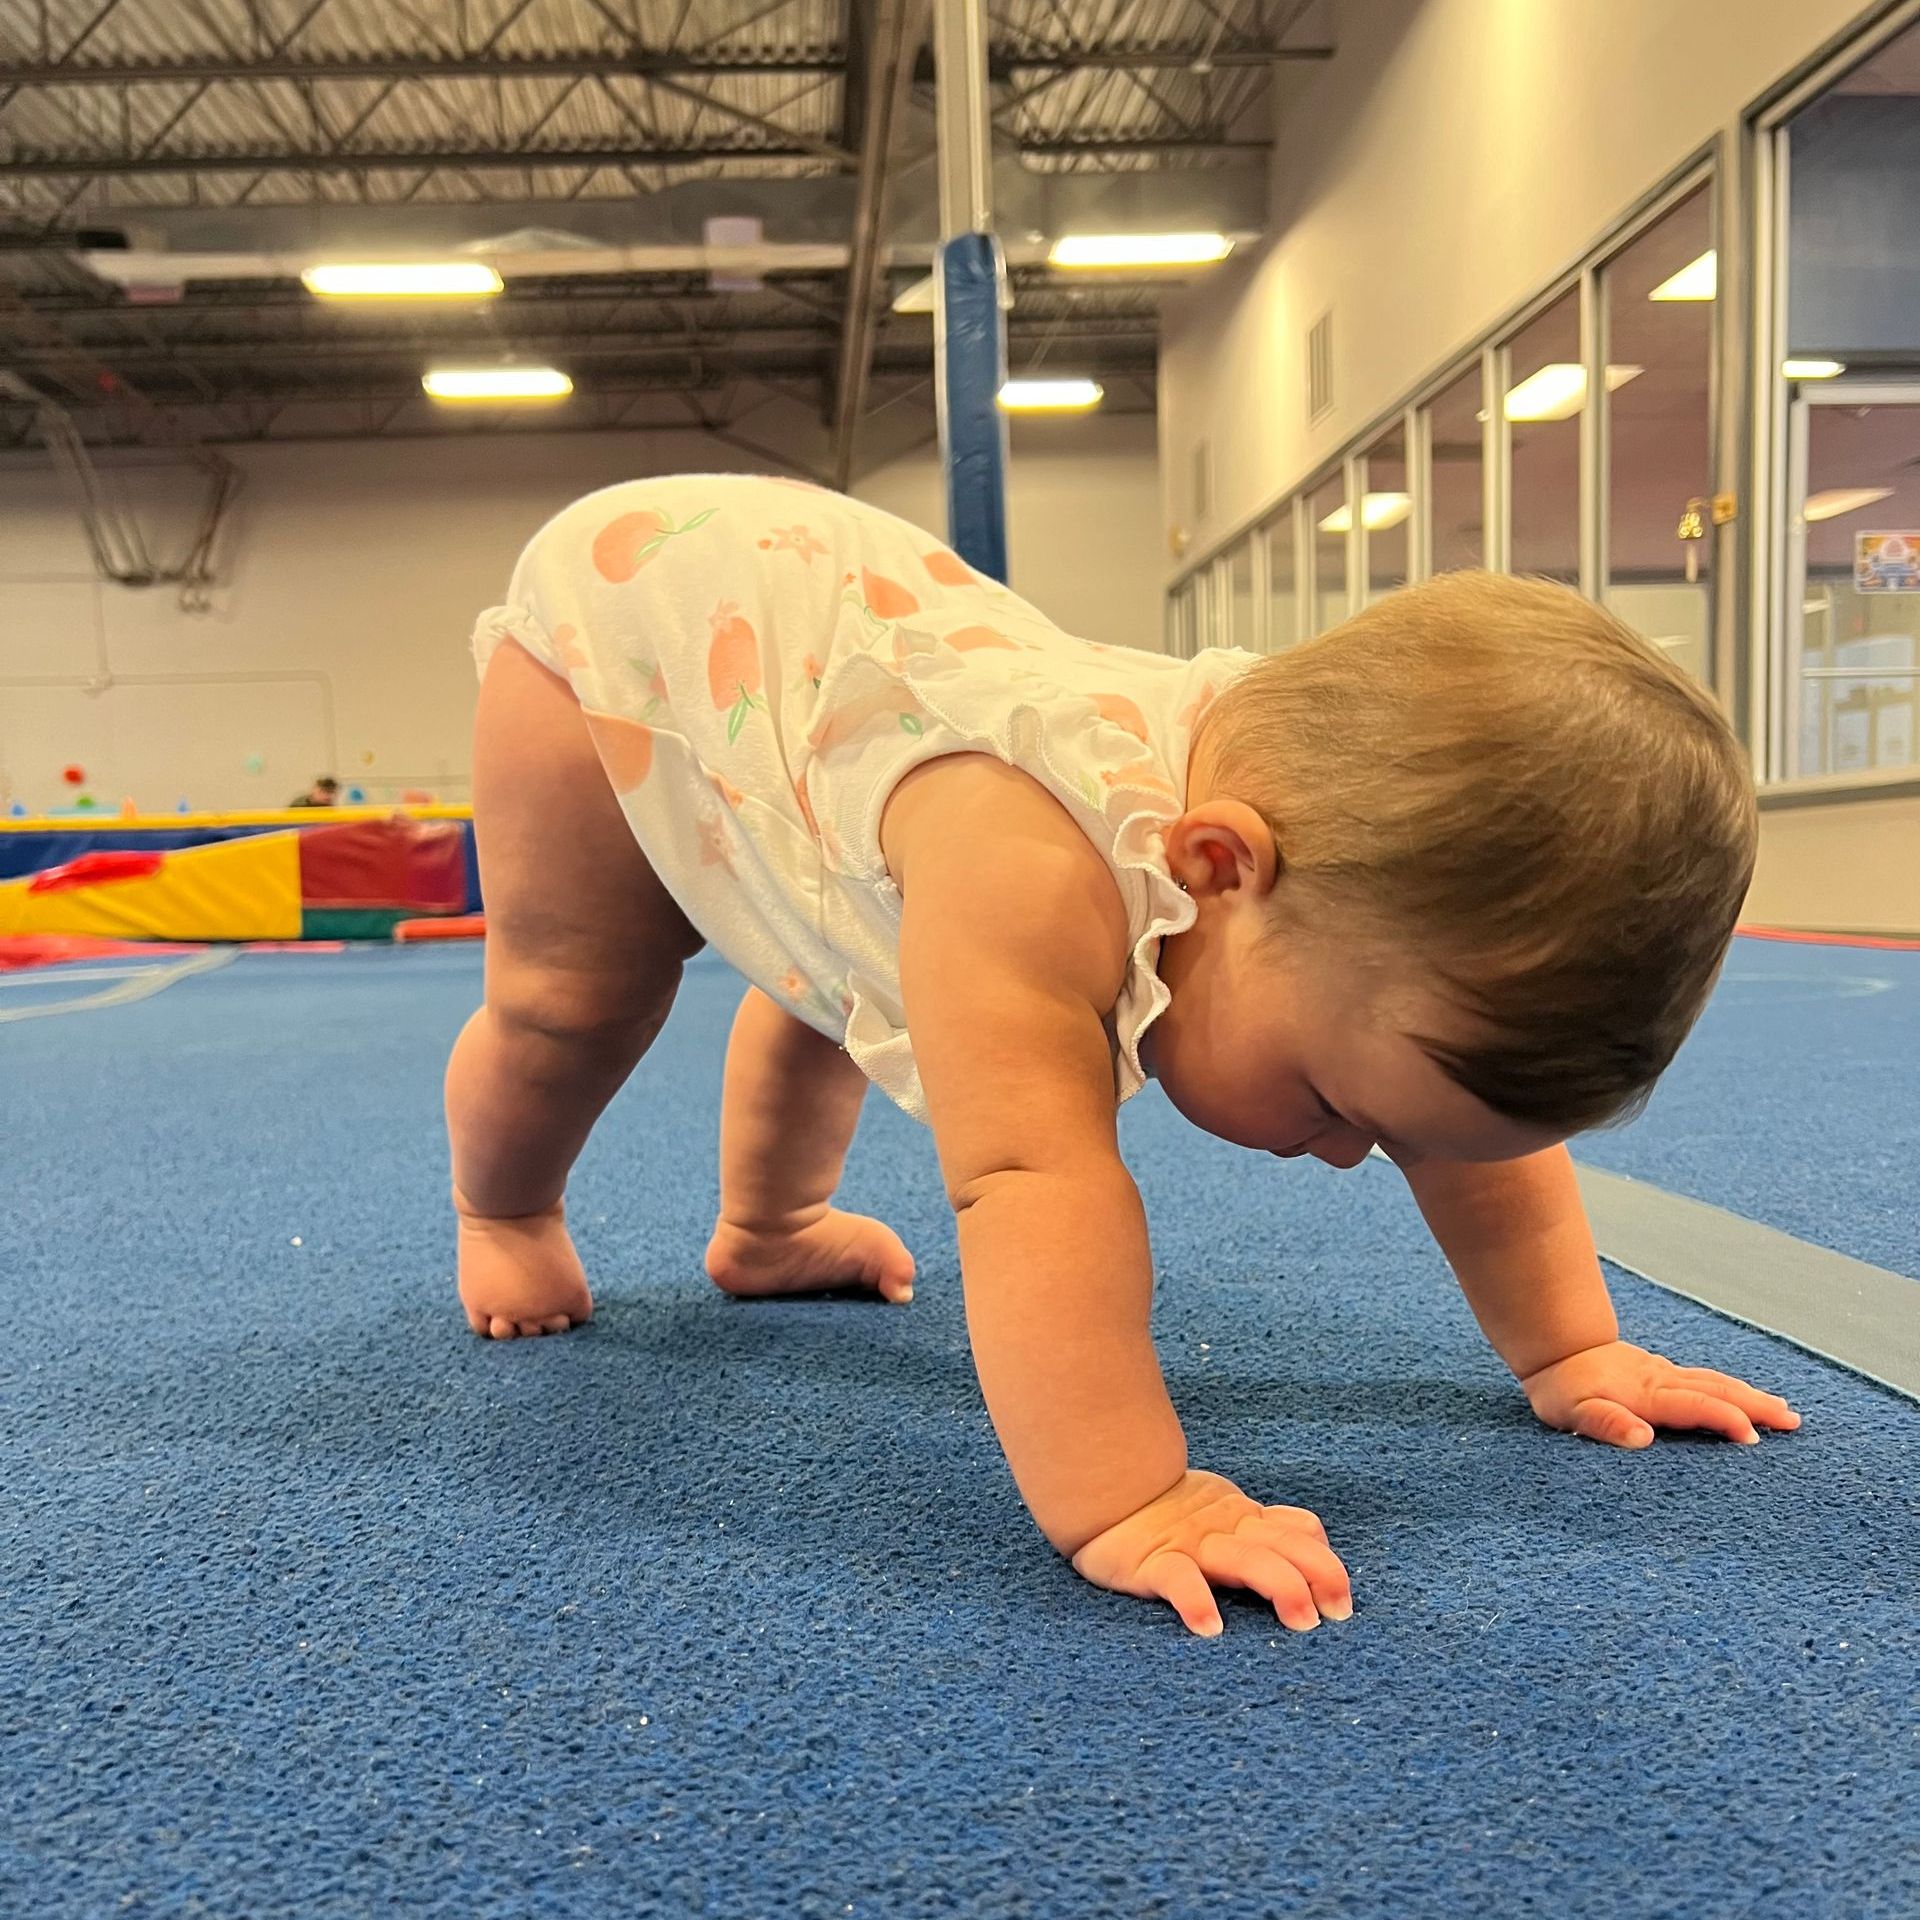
[703,986,915,1304]
[447,637,703,1339]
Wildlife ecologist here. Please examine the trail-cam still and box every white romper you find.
[471,473,1257,1123]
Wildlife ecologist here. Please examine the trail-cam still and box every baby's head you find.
[1148,571,1757,1170]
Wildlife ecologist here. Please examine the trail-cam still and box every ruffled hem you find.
[470,602,552,679]
[833,648,1202,1112]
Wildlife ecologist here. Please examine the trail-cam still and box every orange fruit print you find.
[921,548,973,586]
[708,599,766,742]
[591,505,716,582]
[944,625,1019,652]
[862,567,920,619]
[583,710,654,792]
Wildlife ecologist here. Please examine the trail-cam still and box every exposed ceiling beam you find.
[830,0,926,489]
[44,317,1156,369]
[0,134,1267,179]
[0,45,1324,88]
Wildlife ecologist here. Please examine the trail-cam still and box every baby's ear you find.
[1167,800,1278,897]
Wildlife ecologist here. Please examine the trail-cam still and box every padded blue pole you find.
[935,230,1009,584]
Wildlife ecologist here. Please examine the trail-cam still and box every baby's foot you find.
[456,1196,595,1339]
[705,1207,915,1305]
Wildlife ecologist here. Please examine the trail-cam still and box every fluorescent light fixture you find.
[1048,233,1233,269]
[303,261,503,299]
[1803,486,1893,523]
[1648,250,1716,302]
[1783,358,1846,379]
[997,377,1103,411]
[1318,492,1413,534]
[423,365,573,401]
[1504,362,1641,422]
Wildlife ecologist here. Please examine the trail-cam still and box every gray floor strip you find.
[1574,1163,1920,1405]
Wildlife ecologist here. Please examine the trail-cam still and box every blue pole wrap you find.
[935,230,1010,583]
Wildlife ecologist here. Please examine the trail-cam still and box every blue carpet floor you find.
[1574,934,1920,1279]
[2,946,1915,1918]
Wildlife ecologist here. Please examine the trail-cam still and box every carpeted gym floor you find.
[1,937,1914,1918]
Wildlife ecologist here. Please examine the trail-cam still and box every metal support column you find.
[933,0,1009,581]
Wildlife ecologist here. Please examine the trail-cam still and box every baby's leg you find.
[703,987,915,1303]
[446,638,703,1338]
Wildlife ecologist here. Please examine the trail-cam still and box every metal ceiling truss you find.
[0,0,1294,458]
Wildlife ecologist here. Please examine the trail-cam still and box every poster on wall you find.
[1855,532,1920,593]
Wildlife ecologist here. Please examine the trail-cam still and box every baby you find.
[445,472,1801,1638]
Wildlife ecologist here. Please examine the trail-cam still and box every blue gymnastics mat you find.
[1,946,1913,1918]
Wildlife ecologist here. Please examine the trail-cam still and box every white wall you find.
[0,412,1159,814]
[1159,0,1873,564]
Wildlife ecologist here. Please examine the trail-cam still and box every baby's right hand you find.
[1069,1470,1353,1638]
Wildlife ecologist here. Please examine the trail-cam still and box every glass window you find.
[1310,475,1347,633]
[1792,395,1920,778]
[1427,367,1484,574]
[1505,290,1582,585]
[1604,187,1714,680]
[1774,17,1920,779]
[1265,505,1298,651]
[1361,424,1410,603]
[1224,542,1254,651]
[1167,579,1195,657]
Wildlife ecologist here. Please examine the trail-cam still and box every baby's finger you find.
[1568,1396,1656,1448]
[1650,1384,1760,1444]
[1195,1533,1320,1633]
[1675,1369,1801,1428]
[1241,1517,1353,1619]
[1144,1551,1223,1638]
[1259,1504,1330,1543]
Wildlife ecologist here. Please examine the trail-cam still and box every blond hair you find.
[1195,571,1758,1132]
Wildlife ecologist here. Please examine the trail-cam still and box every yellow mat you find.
[0,832,303,941]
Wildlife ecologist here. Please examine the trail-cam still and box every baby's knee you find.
[488,957,678,1054]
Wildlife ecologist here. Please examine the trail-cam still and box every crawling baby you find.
[445,472,1800,1637]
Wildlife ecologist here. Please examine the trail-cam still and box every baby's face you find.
[1147,806,1561,1172]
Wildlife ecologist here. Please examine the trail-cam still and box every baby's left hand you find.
[1520,1339,1802,1449]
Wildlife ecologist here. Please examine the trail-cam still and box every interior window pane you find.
[1780,19,1920,779]
[1266,507,1298,651]
[1506,289,1583,585]
[1796,399,1920,778]
[1605,186,1713,680]
[1362,427,1410,603]
[1311,477,1347,633]
[1427,368,1484,574]
[1226,543,1254,650]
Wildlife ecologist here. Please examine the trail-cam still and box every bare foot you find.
[456,1196,595,1340]
[704,1207,916,1305]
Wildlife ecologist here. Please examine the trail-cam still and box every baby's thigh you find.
[473,637,703,1029]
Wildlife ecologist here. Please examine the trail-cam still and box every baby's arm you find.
[1403,1149,1800,1447]
[887,758,1351,1632]
[891,758,1181,1550]
[1400,1147,1618,1381]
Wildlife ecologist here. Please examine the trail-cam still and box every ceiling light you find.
[1803,486,1893,523]
[1504,363,1642,422]
[1648,251,1716,301]
[303,262,503,299]
[1783,358,1846,379]
[1047,233,1234,269]
[423,365,573,401]
[997,377,1103,411]
[1318,492,1413,534]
